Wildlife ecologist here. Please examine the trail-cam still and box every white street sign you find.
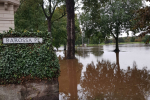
[3,37,43,44]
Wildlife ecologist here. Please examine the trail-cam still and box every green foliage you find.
[80,0,142,47]
[80,0,110,39]
[15,0,47,31]
[142,35,150,43]
[99,0,142,37]
[75,34,82,45]
[51,7,67,49]
[81,0,142,51]
[105,39,112,44]
[130,37,135,42]
[52,10,81,49]
[0,30,60,84]
[118,38,124,43]
[131,6,150,34]
[90,35,100,44]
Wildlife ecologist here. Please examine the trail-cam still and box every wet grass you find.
[76,42,147,47]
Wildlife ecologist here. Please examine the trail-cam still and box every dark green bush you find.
[0,30,60,84]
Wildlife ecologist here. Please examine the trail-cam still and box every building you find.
[0,0,20,33]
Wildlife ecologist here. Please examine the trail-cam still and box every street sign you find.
[3,37,43,44]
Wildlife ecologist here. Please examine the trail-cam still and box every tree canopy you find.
[131,6,150,38]
[81,0,142,51]
[15,0,47,31]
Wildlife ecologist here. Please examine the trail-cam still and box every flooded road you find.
[57,44,150,100]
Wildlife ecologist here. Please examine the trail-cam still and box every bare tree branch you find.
[111,32,116,38]
[52,12,66,24]
[49,0,51,15]
[41,3,48,18]
[50,3,57,19]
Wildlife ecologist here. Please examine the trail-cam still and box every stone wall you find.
[0,80,59,100]
[0,0,20,33]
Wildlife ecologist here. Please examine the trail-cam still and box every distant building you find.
[0,0,20,33]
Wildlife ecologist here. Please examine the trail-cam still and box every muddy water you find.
[57,44,150,100]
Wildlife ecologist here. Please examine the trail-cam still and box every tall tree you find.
[80,0,111,47]
[101,0,142,52]
[52,7,81,50]
[82,0,142,52]
[15,0,47,31]
[66,0,75,59]
[15,0,66,33]
[39,0,66,37]
[131,4,150,42]
[51,6,67,50]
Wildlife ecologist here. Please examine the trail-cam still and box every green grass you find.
[106,42,145,45]
[75,42,148,47]
[60,42,149,48]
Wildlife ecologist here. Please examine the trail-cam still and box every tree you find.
[15,0,47,31]
[66,0,75,59]
[51,6,67,50]
[15,0,66,33]
[90,35,100,44]
[81,0,110,40]
[39,0,66,36]
[80,12,106,46]
[97,0,142,52]
[131,5,150,43]
[52,8,81,50]
[81,0,142,52]
[142,35,150,43]
[130,37,135,42]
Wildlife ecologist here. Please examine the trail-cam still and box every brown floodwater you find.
[57,44,150,100]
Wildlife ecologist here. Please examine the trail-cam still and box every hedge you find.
[0,29,60,84]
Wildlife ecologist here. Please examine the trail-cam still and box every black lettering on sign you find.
[14,38,18,42]
[21,38,23,42]
[6,38,9,43]
[34,38,37,42]
[22,38,25,42]
[18,38,21,42]
[3,37,42,44]
[24,38,27,42]
[26,38,28,42]
[29,38,32,42]
[10,38,14,43]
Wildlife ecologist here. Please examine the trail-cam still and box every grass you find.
[75,42,148,47]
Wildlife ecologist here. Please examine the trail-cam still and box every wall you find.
[0,0,19,33]
[0,80,59,100]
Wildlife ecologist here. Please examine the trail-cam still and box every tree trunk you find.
[114,33,120,52]
[115,52,121,80]
[48,19,51,34]
[64,44,66,50]
[116,52,119,67]
[66,0,75,59]
[82,35,84,47]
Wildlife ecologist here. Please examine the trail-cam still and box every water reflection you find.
[58,45,150,100]
[59,56,83,100]
[76,46,104,58]
[80,53,150,100]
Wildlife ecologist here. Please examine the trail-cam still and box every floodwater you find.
[57,44,150,100]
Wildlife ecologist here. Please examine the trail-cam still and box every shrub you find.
[0,30,60,84]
